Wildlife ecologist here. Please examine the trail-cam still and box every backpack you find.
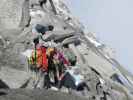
[28,47,48,71]
[64,48,77,66]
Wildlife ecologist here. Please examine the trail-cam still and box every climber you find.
[58,67,90,92]
[48,48,69,86]
[46,47,58,85]
[33,24,54,49]
[30,24,54,88]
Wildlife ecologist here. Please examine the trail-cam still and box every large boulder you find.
[0,0,30,30]
[0,67,30,88]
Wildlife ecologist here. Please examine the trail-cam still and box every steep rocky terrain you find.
[0,0,133,100]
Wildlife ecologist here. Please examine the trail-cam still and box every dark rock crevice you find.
[0,80,9,89]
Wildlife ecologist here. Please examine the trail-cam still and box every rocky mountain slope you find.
[0,0,133,100]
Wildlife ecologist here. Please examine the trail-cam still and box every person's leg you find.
[55,61,65,85]
[57,80,62,89]
[57,75,65,89]
[33,71,37,88]
[54,70,58,85]
[33,68,40,88]
[43,72,51,89]
[35,69,44,88]
[52,62,58,85]
[58,62,64,76]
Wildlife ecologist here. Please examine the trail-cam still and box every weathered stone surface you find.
[0,0,30,30]
[0,89,87,100]
[0,67,30,88]
[0,0,132,100]
[0,80,9,89]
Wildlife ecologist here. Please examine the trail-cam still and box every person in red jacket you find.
[32,24,54,88]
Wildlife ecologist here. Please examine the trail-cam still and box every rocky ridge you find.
[0,0,133,100]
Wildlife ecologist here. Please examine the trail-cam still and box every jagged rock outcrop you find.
[0,0,133,100]
[0,0,30,30]
[0,0,30,55]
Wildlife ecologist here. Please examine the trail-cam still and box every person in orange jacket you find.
[32,24,54,88]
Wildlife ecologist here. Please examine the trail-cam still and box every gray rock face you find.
[0,35,5,49]
[0,80,9,89]
[0,89,87,100]
[0,0,133,100]
[0,67,30,88]
[0,0,30,30]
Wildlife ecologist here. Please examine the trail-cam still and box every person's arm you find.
[40,35,57,47]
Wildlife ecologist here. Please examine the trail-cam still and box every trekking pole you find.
[33,43,38,88]
[34,44,37,66]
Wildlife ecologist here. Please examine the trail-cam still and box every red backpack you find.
[30,46,48,71]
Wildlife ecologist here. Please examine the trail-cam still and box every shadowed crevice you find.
[0,80,9,89]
